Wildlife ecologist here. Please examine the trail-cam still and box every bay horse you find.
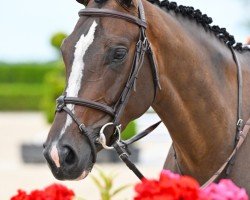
[43,0,250,192]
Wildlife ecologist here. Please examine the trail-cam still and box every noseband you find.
[56,0,161,178]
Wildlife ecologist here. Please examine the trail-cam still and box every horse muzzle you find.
[43,141,93,180]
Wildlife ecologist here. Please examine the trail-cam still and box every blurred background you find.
[0,0,249,199]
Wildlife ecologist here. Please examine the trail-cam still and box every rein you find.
[55,0,250,188]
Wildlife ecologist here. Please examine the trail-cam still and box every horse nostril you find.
[62,146,77,166]
[65,150,75,165]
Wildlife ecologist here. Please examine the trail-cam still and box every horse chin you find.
[75,170,90,180]
[50,164,93,181]
[47,151,94,181]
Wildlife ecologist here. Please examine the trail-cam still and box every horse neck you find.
[145,2,241,180]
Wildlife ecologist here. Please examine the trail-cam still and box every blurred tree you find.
[50,32,68,53]
[42,62,65,123]
[42,32,67,122]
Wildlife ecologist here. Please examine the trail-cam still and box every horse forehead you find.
[61,20,100,70]
[62,19,98,51]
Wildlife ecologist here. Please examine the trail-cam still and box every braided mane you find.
[147,0,250,52]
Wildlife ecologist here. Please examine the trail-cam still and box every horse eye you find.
[113,48,127,61]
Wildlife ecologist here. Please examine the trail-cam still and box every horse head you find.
[43,0,156,180]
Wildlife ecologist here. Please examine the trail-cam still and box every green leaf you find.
[111,184,131,197]
[105,176,113,191]
[91,167,129,200]
[101,189,111,200]
[91,175,103,191]
[98,169,112,191]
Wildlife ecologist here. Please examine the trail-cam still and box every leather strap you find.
[201,118,250,188]
[113,142,144,179]
[121,121,161,146]
[230,47,243,124]
[199,48,245,187]
[111,121,161,180]
[79,8,147,28]
[137,0,146,22]
[113,37,150,125]
[63,96,115,117]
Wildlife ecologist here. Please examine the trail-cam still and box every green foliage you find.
[0,84,47,110]
[121,121,137,140]
[0,63,56,84]
[41,61,65,123]
[40,33,67,118]
[91,169,130,200]
[0,32,66,111]
[0,62,58,111]
[50,32,68,51]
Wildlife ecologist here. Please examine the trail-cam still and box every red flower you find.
[134,170,249,200]
[29,190,47,200]
[177,176,200,200]
[10,184,75,200]
[11,190,29,200]
[44,184,75,200]
[134,170,202,200]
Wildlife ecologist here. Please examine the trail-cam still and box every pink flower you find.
[203,179,248,200]
[161,170,181,180]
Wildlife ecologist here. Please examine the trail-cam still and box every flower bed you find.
[11,170,248,200]
[134,170,248,200]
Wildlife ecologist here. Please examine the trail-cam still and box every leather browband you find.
[78,8,147,28]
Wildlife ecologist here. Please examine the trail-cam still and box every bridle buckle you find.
[237,119,244,132]
[56,95,66,111]
[142,37,149,50]
[97,122,121,150]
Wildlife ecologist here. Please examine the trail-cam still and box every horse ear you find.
[76,0,90,6]
[123,0,132,7]
[116,0,134,9]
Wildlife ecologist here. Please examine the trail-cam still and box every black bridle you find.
[55,0,248,188]
[56,0,161,179]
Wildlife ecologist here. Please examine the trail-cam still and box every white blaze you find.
[60,21,98,136]
[50,144,60,168]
